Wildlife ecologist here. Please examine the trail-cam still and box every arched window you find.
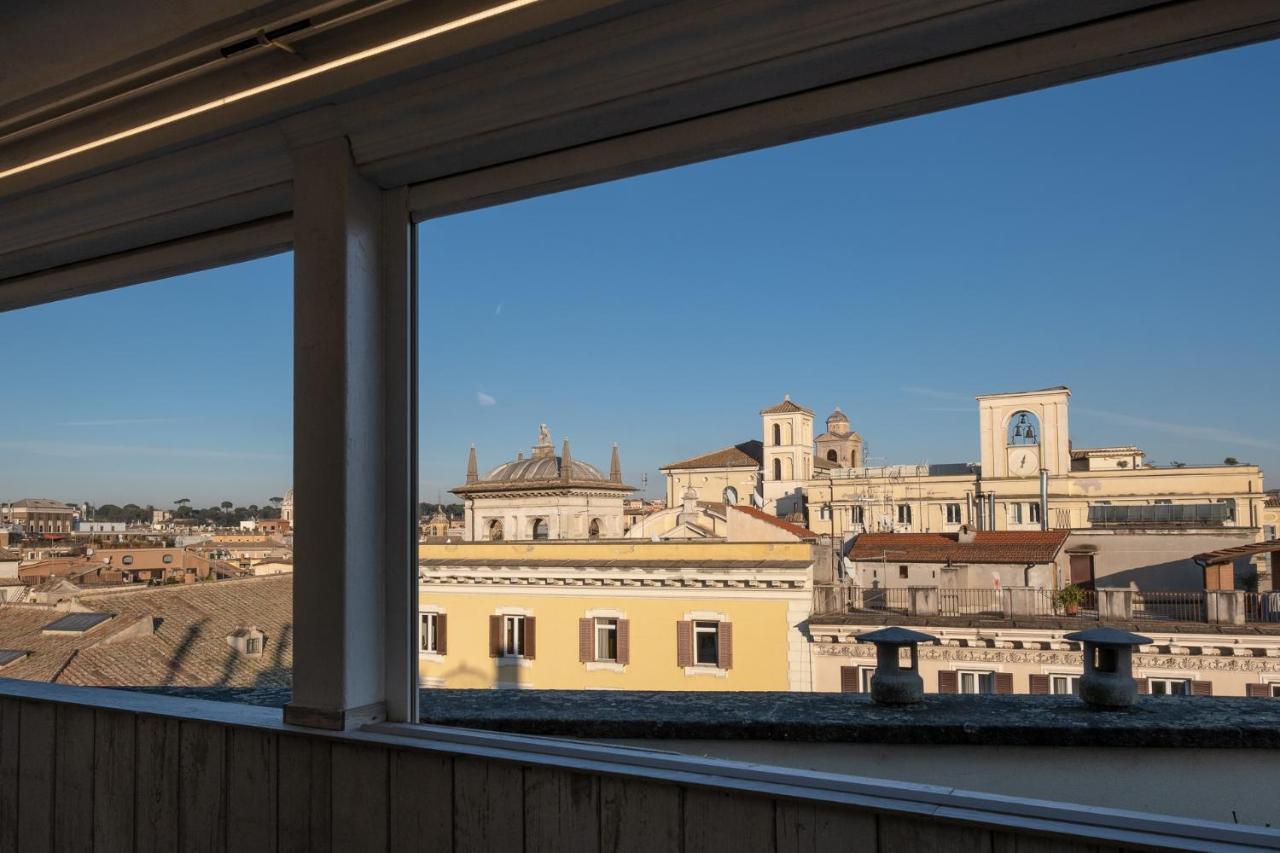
[772,424,782,446]
[826,449,838,463]
[1007,410,1041,446]
[773,458,782,480]
[782,422,793,444]
[722,486,738,505]
[781,457,793,479]
[488,519,504,541]
[588,519,601,539]
[532,518,549,539]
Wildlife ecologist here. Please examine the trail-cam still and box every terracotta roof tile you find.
[661,440,763,471]
[848,530,1068,564]
[759,397,813,416]
[730,505,818,539]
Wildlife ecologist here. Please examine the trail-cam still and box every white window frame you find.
[1009,503,1023,524]
[503,614,526,658]
[896,504,912,525]
[957,669,996,695]
[594,617,618,663]
[1028,502,1042,524]
[1049,673,1079,696]
[693,620,720,667]
[945,503,962,524]
[420,612,441,655]
[1148,677,1190,696]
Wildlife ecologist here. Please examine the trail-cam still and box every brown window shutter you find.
[676,621,693,667]
[489,615,501,658]
[437,613,447,655]
[840,666,860,693]
[524,617,536,660]
[717,622,733,670]
[1028,674,1050,695]
[1245,683,1272,698]
[1135,677,1150,695]
[578,618,594,663]
[994,672,1013,695]
[938,670,958,694]
[617,619,631,666]
[1190,680,1212,697]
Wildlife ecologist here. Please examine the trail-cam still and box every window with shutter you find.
[1028,674,1050,695]
[1135,677,1150,695]
[524,616,536,659]
[676,621,693,667]
[840,666,859,693]
[1245,683,1274,698]
[717,622,733,670]
[436,613,447,655]
[617,619,630,666]
[1189,680,1212,696]
[578,618,593,663]
[489,615,501,658]
[938,670,958,694]
[994,672,1013,694]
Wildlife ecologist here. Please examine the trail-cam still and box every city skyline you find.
[2,40,1279,505]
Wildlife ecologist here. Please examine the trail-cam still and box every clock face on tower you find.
[1007,445,1040,477]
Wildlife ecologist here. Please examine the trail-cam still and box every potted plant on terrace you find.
[1056,583,1085,616]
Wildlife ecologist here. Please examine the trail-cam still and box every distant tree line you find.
[87,497,284,526]
[418,502,463,517]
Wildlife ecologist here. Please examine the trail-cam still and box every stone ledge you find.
[122,685,1280,748]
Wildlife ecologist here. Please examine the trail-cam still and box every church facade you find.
[663,386,1267,553]
[452,425,634,541]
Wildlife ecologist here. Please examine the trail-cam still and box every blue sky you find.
[3,41,1278,506]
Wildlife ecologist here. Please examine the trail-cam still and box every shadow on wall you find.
[1095,559,1206,592]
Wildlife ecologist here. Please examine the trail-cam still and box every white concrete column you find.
[283,118,414,729]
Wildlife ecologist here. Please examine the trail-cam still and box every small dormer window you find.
[121,555,133,565]
[227,627,266,657]
[162,554,173,564]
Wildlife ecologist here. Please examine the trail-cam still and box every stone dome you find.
[482,456,606,483]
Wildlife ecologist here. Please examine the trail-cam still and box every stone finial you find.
[466,445,478,484]
[855,626,938,705]
[610,443,622,484]
[561,438,572,482]
[1064,627,1151,709]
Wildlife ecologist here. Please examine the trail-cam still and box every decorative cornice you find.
[421,572,806,590]
[812,643,1280,672]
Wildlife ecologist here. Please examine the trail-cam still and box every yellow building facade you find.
[417,541,814,691]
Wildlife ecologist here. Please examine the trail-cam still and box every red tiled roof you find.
[661,440,762,471]
[760,397,813,416]
[848,530,1068,564]
[730,505,817,539]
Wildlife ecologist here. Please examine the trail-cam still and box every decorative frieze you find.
[812,642,1280,672]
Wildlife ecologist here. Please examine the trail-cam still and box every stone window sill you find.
[684,665,728,678]
[497,657,532,668]
[586,661,626,672]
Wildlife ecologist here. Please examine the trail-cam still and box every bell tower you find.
[976,386,1071,478]
[760,395,814,514]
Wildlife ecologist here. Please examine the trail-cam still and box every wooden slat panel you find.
[17,701,55,853]
[389,750,452,853]
[93,709,136,853]
[684,787,775,853]
[0,698,21,853]
[877,815,990,853]
[993,830,1124,852]
[776,799,876,853]
[278,735,331,853]
[454,756,523,852]
[601,776,681,853]
[52,704,95,853]
[524,766,600,853]
[178,720,227,853]
[331,743,388,853]
[227,727,278,852]
[135,714,180,853]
